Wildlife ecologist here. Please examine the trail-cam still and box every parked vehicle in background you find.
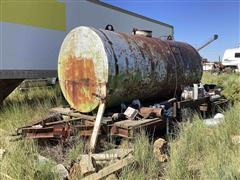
[203,62,214,71]
[222,47,240,72]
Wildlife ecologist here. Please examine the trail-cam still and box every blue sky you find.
[103,0,239,61]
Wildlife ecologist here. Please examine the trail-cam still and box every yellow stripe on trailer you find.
[1,0,66,31]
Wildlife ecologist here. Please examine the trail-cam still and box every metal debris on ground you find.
[15,81,229,143]
[16,110,99,143]
[139,107,163,118]
[110,118,165,138]
[16,82,229,142]
[123,107,139,120]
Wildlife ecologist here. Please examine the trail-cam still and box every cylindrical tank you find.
[58,26,202,113]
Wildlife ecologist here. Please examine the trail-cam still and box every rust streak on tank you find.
[62,56,97,108]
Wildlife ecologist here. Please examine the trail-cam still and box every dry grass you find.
[5,84,63,105]
[119,132,162,179]
[0,85,64,179]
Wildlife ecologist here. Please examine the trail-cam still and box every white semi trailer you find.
[0,0,173,102]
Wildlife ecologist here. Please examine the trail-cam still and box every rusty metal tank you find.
[58,26,202,113]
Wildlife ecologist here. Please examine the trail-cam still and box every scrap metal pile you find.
[17,83,228,143]
[16,104,165,143]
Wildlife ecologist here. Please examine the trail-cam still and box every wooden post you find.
[90,102,106,152]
